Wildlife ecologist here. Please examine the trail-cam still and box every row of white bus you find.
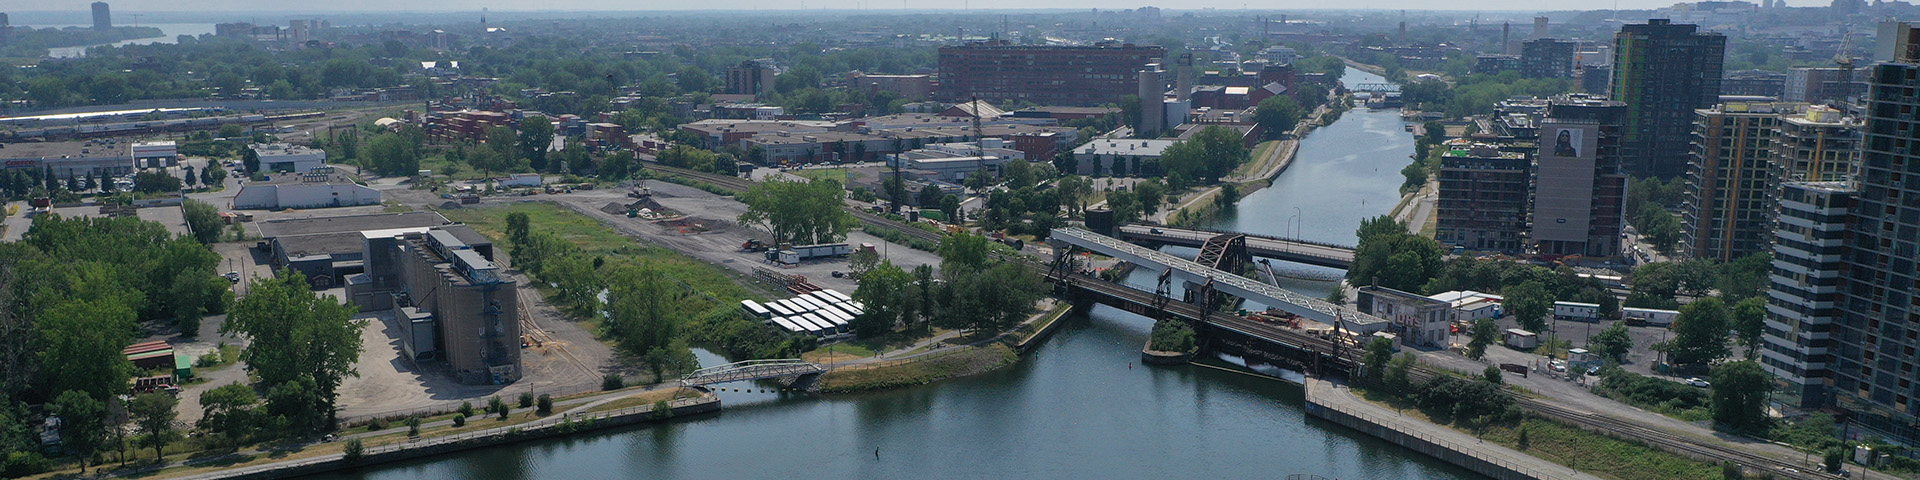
[739,289,865,338]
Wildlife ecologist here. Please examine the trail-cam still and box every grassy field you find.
[441,202,773,303]
[816,344,1018,394]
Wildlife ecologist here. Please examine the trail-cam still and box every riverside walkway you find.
[1303,377,1600,480]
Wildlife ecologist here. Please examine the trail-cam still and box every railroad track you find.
[643,160,1832,478]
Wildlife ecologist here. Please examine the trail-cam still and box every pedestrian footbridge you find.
[680,359,825,387]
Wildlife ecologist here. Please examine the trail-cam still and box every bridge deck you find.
[1050,228,1385,331]
[680,360,825,387]
[1117,225,1354,269]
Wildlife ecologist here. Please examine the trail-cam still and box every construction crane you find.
[1835,31,1860,99]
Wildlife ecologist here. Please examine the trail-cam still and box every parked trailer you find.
[769,243,852,265]
[776,299,807,315]
[1553,301,1601,322]
[1622,307,1680,326]
[740,300,772,320]
[772,317,807,334]
[788,296,823,313]
[804,291,839,309]
[820,289,852,303]
[1504,329,1539,349]
[765,301,796,317]
[798,314,834,336]
[817,303,858,322]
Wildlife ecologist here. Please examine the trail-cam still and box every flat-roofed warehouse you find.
[254,211,454,288]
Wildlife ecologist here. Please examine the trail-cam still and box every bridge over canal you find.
[680,360,824,387]
[1115,225,1356,270]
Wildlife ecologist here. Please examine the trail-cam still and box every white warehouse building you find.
[251,143,329,173]
[234,171,380,210]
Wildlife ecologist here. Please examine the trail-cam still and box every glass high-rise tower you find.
[1611,19,1725,179]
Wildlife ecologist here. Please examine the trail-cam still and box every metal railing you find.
[1312,383,1590,480]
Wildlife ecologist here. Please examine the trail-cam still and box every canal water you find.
[314,306,1478,480]
[311,66,1459,480]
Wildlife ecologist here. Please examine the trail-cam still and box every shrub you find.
[537,394,554,415]
[406,416,421,436]
[343,438,364,462]
[651,400,673,420]
[458,401,474,418]
[487,396,506,415]
[497,403,511,420]
[452,413,467,427]
[366,417,388,431]
[1516,425,1530,450]
[602,374,625,390]
[518,392,534,409]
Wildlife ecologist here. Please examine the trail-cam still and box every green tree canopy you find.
[1710,360,1772,434]
[1669,298,1731,368]
[736,178,853,246]
[222,271,364,432]
[1254,95,1304,140]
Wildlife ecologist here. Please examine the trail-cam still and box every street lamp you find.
[1292,206,1304,239]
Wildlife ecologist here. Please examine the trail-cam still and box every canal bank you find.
[1301,377,1598,480]
[182,395,720,480]
[308,305,1485,480]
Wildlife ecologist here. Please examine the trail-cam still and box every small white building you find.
[1428,290,1506,323]
[1357,285,1451,348]
[131,141,178,169]
[250,143,329,173]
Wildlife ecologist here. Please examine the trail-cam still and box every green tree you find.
[51,390,106,473]
[128,392,178,461]
[939,195,963,224]
[1503,281,1553,333]
[1348,216,1444,293]
[197,382,257,449]
[937,232,993,272]
[1710,360,1772,434]
[1638,204,1682,255]
[365,132,421,177]
[1467,318,1499,360]
[852,261,912,337]
[222,271,365,432]
[519,115,555,171]
[37,299,137,401]
[1156,126,1250,184]
[1254,95,1305,140]
[736,177,853,245]
[1363,336,1394,382]
[1003,160,1037,190]
[846,248,880,279]
[1483,365,1504,385]
[605,264,677,356]
[504,211,532,246]
[1669,298,1732,368]
[1148,319,1197,353]
[242,146,260,173]
[917,184,945,209]
[1730,297,1767,359]
[1588,322,1633,363]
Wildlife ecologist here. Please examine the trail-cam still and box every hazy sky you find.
[12,0,1668,15]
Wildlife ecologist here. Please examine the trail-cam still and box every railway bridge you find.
[1115,225,1355,270]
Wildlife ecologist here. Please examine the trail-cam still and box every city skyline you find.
[5,0,1758,15]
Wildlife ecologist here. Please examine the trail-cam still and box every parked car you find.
[1684,377,1711,388]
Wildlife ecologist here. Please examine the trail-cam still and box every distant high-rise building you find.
[1473,54,1520,75]
[0,12,11,46]
[1580,65,1611,94]
[1760,181,1853,408]
[91,2,110,31]
[1533,16,1549,38]
[937,41,1164,107]
[1612,19,1726,178]
[1829,34,1920,444]
[1679,101,1797,262]
[1137,65,1166,138]
[726,60,778,98]
[1437,141,1531,252]
[1785,67,1867,103]
[1520,39,1577,79]
[1530,94,1628,257]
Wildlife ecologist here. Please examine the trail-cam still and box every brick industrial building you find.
[937,41,1165,107]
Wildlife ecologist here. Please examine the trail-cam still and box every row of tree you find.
[850,233,1045,339]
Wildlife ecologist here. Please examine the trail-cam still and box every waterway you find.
[24,23,217,58]
[309,66,1454,480]
[314,307,1478,480]
[1173,66,1413,301]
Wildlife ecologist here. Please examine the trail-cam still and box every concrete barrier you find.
[180,395,721,480]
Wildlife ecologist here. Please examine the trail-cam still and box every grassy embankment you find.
[815,344,1019,394]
